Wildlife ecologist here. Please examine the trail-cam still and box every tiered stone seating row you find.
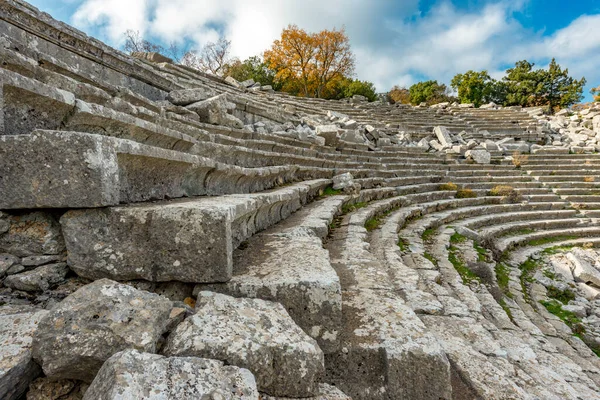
[2,1,600,399]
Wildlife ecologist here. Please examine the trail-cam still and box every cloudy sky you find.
[29,0,600,101]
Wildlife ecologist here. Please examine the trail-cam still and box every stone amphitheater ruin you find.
[2,1,600,399]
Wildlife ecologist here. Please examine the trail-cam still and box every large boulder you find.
[186,94,243,129]
[83,349,258,400]
[433,126,453,147]
[163,291,324,397]
[0,306,48,400]
[32,279,174,382]
[166,87,217,106]
[465,149,491,164]
[566,249,600,287]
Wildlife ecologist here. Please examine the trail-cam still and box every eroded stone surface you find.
[0,305,48,400]
[163,291,324,397]
[32,279,174,382]
[83,349,259,400]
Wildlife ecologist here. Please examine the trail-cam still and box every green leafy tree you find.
[502,59,585,110]
[450,70,496,107]
[223,56,281,90]
[543,58,586,110]
[409,80,452,105]
[341,79,377,101]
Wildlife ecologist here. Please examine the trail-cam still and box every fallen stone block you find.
[166,87,217,106]
[0,306,48,400]
[567,249,600,287]
[187,93,243,129]
[163,291,324,397]
[83,349,259,400]
[3,262,68,292]
[434,126,453,147]
[32,279,174,382]
[465,149,491,164]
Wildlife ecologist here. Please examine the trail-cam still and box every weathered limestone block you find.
[0,306,48,400]
[0,130,306,209]
[163,291,324,397]
[61,200,233,283]
[0,211,65,257]
[131,51,173,64]
[61,181,328,283]
[0,68,75,136]
[434,126,453,147]
[0,131,121,209]
[32,279,174,382]
[3,262,69,292]
[166,87,217,106]
[332,173,355,191]
[315,125,340,146]
[465,149,491,164]
[201,234,342,353]
[83,349,259,400]
[567,249,600,287]
[187,94,243,129]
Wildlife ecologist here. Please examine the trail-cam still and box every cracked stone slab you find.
[32,279,174,382]
[83,349,259,400]
[163,291,324,398]
[200,234,342,353]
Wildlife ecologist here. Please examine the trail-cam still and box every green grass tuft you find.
[321,186,343,197]
[397,237,410,252]
[421,228,437,243]
[547,286,576,304]
[526,235,579,247]
[450,232,467,244]
[473,242,491,262]
[342,201,367,214]
[449,245,480,285]
[423,252,439,267]
[519,257,542,303]
[540,300,584,332]
[495,262,513,299]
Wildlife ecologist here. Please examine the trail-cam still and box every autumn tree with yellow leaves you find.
[264,25,355,99]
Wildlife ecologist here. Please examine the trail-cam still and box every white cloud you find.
[72,0,149,43]
[58,0,600,98]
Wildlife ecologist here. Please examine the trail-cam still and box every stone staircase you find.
[1,1,600,399]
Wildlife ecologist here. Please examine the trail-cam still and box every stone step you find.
[460,209,579,230]
[480,218,586,238]
[324,209,452,399]
[495,226,600,253]
[195,197,345,353]
[60,179,329,283]
[163,291,324,397]
[0,130,330,209]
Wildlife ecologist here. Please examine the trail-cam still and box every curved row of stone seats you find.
[322,194,454,400]
[58,179,330,283]
[0,68,459,193]
[319,189,600,398]
[382,194,600,396]
[0,130,329,209]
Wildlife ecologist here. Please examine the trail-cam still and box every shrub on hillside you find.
[439,182,458,191]
[456,188,477,198]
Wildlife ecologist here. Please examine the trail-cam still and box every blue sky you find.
[28,0,600,101]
